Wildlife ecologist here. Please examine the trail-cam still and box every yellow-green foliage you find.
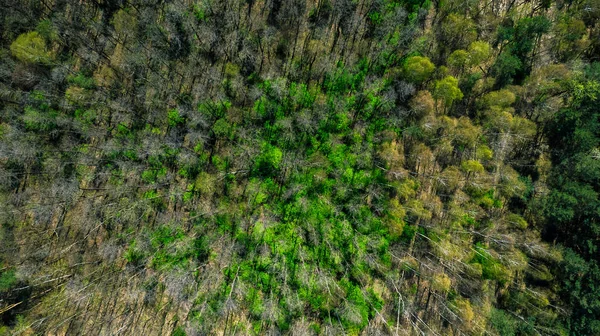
[406,199,432,220]
[479,89,516,108]
[448,49,469,69]
[378,140,404,169]
[467,41,492,65]
[195,172,216,195]
[386,199,406,237]
[65,86,89,105]
[441,14,477,49]
[461,160,484,174]
[439,166,462,192]
[404,56,435,82]
[433,76,463,107]
[452,298,475,328]
[431,273,451,292]
[10,31,52,64]
[395,178,418,201]
[0,2,592,335]
[476,145,494,161]
[112,9,137,37]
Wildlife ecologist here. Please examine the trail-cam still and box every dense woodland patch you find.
[0,0,599,335]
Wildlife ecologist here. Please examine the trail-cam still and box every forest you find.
[0,0,599,335]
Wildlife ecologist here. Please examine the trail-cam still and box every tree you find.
[467,41,491,66]
[254,143,283,177]
[10,31,52,64]
[438,14,477,56]
[492,51,522,86]
[447,49,469,73]
[378,139,404,171]
[0,1,594,334]
[542,64,600,334]
[409,90,435,118]
[386,199,406,238]
[112,9,138,41]
[478,89,516,109]
[461,159,484,181]
[433,76,463,111]
[438,166,463,193]
[494,16,551,85]
[553,16,589,61]
[404,56,435,83]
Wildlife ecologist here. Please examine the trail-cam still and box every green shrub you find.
[0,269,17,292]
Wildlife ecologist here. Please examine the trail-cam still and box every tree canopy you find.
[0,0,598,335]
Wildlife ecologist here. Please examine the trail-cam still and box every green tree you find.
[10,31,52,64]
[254,143,283,177]
[447,49,469,72]
[553,16,588,61]
[478,89,516,109]
[404,56,435,83]
[494,16,551,85]
[433,76,463,110]
[385,199,406,238]
[542,64,600,334]
[467,41,491,66]
[439,14,477,52]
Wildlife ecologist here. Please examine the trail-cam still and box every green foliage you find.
[74,108,97,124]
[212,118,231,138]
[194,172,215,195]
[494,16,551,85]
[172,326,187,336]
[22,106,57,132]
[10,31,52,64]
[0,268,17,292]
[461,159,484,174]
[404,56,435,82]
[324,63,368,93]
[385,199,406,238]
[506,213,527,230]
[476,144,493,161]
[124,241,145,266]
[142,167,167,184]
[193,3,208,22]
[65,86,91,106]
[467,41,491,66]
[479,89,516,108]
[433,76,463,107]
[68,73,96,89]
[553,16,588,61]
[0,2,595,335]
[112,9,137,37]
[149,226,193,269]
[151,226,184,248]
[254,143,283,177]
[492,51,522,86]
[440,14,477,51]
[471,244,510,284]
[168,109,185,126]
[341,283,370,330]
[559,250,600,334]
[447,49,469,70]
[541,64,600,334]
[489,308,517,336]
[36,19,58,42]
